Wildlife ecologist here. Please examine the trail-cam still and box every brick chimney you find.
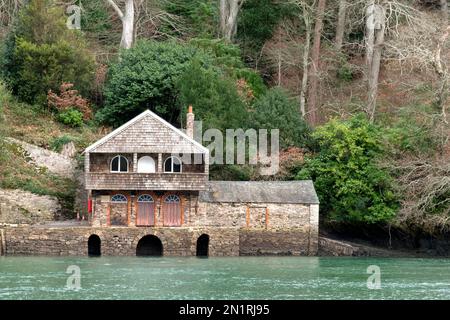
[186,105,194,139]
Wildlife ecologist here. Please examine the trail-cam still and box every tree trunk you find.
[334,0,347,52]
[300,4,312,117]
[220,0,243,42]
[106,0,134,49]
[306,0,326,125]
[365,2,386,122]
[121,0,134,49]
[434,26,450,124]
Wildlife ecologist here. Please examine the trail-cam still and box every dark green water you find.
[0,256,449,300]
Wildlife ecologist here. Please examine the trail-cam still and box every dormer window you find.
[164,156,182,173]
[111,155,128,173]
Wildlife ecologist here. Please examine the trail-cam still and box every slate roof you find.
[199,181,319,204]
[84,110,208,154]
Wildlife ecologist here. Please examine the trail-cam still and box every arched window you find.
[138,194,154,202]
[111,155,128,173]
[111,194,127,203]
[164,156,182,173]
[164,194,180,203]
[137,156,155,173]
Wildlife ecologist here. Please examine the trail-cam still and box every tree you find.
[177,59,249,131]
[297,114,398,224]
[2,0,94,105]
[306,0,326,125]
[97,40,208,127]
[365,1,386,122]
[106,0,134,49]
[334,0,347,51]
[220,0,245,41]
[251,87,311,148]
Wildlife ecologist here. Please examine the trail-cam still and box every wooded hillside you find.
[0,0,449,240]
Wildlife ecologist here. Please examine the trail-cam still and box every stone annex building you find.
[81,107,319,257]
[1,108,319,257]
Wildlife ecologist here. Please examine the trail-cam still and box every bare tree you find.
[298,1,313,117]
[365,1,386,122]
[306,0,326,125]
[334,0,347,51]
[106,0,135,49]
[220,0,245,42]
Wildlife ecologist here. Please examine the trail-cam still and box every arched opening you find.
[88,234,101,256]
[164,156,182,173]
[136,235,163,256]
[110,155,128,172]
[196,234,209,257]
[137,156,156,173]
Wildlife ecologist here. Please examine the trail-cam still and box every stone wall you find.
[4,226,240,256]
[0,189,60,225]
[239,228,315,256]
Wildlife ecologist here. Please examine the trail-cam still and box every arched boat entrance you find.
[136,235,163,256]
[88,234,101,256]
[196,234,209,257]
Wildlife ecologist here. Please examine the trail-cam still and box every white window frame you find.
[110,155,129,173]
[163,156,182,173]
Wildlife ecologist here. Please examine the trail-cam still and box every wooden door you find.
[136,194,155,226]
[163,195,181,226]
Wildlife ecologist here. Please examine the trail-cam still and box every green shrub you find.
[2,0,95,105]
[97,40,209,127]
[251,87,311,148]
[58,109,83,127]
[50,135,75,152]
[296,115,398,224]
[177,59,249,131]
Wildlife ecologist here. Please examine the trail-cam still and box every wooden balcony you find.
[86,172,208,191]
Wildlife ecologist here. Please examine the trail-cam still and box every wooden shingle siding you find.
[91,115,205,154]
[86,172,208,190]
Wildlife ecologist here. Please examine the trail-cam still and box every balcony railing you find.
[86,172,208,191]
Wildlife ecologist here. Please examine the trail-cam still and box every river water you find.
[0,256,449,300]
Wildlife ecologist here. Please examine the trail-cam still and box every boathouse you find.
[2,108,319,257]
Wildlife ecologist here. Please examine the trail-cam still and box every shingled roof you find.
[200,181,319,204]
[84,110,208,154]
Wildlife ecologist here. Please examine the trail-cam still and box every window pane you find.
[164,157,172,172]
[119,156,128,172]
[111,157,119,171]
[173,162,181,172]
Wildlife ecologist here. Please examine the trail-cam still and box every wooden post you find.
[265,207,269,230]
[246,206,250,228]
[180,195,184,226]
[0,229,5,256]
[133,153,138,172]
[158,153,163,172]
[127,194,131,226]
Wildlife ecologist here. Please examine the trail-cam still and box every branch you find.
[106,0,124,20]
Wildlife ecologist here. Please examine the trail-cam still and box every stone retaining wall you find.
[239,228,316,256]
[4,226,239,256]
[3,226,318,256]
